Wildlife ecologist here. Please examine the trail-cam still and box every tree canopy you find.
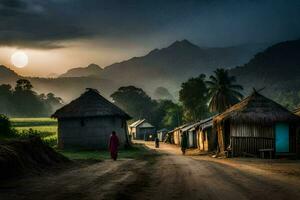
[111,86,182,129]
[207,68,243,113]
[179,74,209,121]
[0,79,63,117]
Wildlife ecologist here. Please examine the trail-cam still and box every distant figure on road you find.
[155,137,160,148]
[181,133,188,155]
[109,131,119,161]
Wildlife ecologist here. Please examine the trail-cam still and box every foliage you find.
[0,114,12,136]
[3,118,58,147]
[273,91,300,110]
[0,79,63,117]
[162,102,183,129]
[111,86,183,129]
[152,100,183,129]
[111,86,156,123]
[207,68,243,113]
[179,74,209,121]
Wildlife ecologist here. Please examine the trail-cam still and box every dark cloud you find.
[0,0,299,49]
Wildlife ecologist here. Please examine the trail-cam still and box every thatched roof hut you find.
[214,91,300,157]
[52,88,130,119]
[52,88,131,149]
[214,91,300,125]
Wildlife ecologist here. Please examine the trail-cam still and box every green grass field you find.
[10,118,58,146]
[8,118,151,161]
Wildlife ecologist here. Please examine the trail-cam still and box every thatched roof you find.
[293,108,300,116]
[214,91,300,124]
[52,88,131,119]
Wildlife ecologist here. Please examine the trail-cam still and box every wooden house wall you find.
[198,130,208,151]
[197,128,216,152]
[230,123,274,156]
[130,127,137,139]
[188,130,197,148]
[173,130,181,145]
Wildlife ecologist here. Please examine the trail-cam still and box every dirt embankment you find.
[0,137,70,179]
[0,153,159,200]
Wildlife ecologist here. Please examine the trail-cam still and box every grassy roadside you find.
[7,118,155,162]
[57,144,152,161]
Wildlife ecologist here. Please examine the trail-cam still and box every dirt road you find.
[136,142,300,200]
[1,142,300,200]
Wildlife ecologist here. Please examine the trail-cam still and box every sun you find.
[11,51,29,68]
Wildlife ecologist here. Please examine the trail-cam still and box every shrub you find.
[0,114,12,135]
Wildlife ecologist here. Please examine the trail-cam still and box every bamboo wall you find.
[231,123,274,138]
[230,123,274,156]
[231,137,274,156]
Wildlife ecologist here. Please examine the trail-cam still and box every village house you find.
[172,123,191,145]
[214,91,300,158]
[129,119,156,140]
[157,128,168,142]
[181,123,200,148]
[176,118,216,151]
[52,88,131,149]
[197,117,216,152]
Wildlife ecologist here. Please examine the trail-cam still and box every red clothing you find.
[109,134,119,160]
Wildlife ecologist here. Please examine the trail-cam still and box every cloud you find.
[0,0,299,49]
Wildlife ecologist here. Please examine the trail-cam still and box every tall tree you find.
[206,68,243,113]
[15,79,33,91]
[151,100,183,129]
[0,80,63,117]
[111,86,155,121]
[162,102,183,129]
[179,74,209,121]
[0,84,13,115]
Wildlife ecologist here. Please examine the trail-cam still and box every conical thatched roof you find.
[52,88,131,119]
[214,91,300,124]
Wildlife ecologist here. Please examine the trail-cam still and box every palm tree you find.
[207,68,243,113]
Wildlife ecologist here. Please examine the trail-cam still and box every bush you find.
[0,114,12,135]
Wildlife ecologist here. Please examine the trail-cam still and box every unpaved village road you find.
[1,142,300,200]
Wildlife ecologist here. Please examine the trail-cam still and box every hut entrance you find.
[275,123,289,153]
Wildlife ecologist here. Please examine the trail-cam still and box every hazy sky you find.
[0,0,299,76]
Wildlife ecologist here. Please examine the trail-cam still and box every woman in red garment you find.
[109,131,119,161]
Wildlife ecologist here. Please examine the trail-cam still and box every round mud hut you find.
[52,88,131,149]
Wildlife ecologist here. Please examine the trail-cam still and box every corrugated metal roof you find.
[129,119,145,128]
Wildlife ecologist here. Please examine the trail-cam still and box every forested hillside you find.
[230,39,300,109]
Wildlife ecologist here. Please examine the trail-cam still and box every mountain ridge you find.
[0,39,266,102]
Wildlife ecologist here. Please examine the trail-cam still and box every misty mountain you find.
[101,40,264,85]
[0,65,20,83]
[0,65,116,102]
[0,40,265,103]
[60,63,103,77]
[71,40,264,97]
[230,39,300,98]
